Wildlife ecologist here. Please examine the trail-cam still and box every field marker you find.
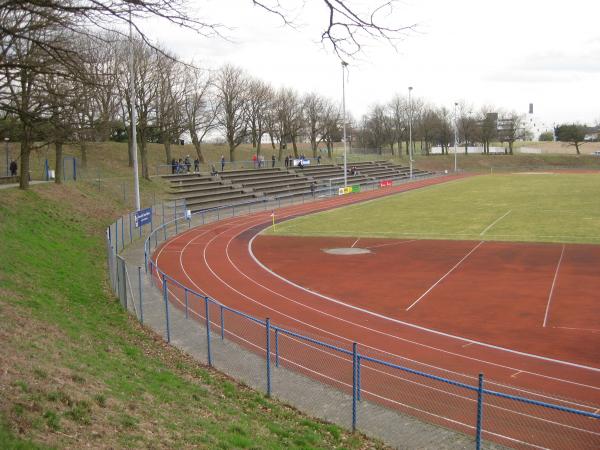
[543,244,565,328]
[553,326,600,334]
[480,210,512,236]
[511,371,522,379]
[406,241,484,311]
[462,342,474,348]
[366,239,416,249]
[351,238,360,248]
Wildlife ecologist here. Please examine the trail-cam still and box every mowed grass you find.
[0,185,385,449]
[270,173,600,244]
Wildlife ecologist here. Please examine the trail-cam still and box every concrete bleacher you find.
[163,161,435,211]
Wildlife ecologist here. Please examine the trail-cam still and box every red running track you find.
[152,175,600,449]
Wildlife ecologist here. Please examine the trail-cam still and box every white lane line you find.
[480,209,512,236]
[351,238,360,248]
[553,326,600,334]
[405,241,484,312]
[366,239,416,249]
[543,244,566,328]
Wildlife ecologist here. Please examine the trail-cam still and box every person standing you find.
[220,155,225,172]
[317,154,321,165]
[194,158,199,172]
[9,160,17,176]
[284,155,289,168]
[252,153,257,168]
[271,154,276,168]
[171,158,177,174]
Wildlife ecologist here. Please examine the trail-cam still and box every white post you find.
[342,61,348,187]
[408,86,413,179]
[4,138,8,177]
[454,102,458,172]
[129,8,141,211]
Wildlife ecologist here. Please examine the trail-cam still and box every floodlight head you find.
[409,86,413,91]
[341,60,348,67]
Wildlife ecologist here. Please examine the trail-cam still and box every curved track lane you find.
[152,175,600,449]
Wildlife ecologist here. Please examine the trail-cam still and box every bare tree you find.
[456,102,477,154]
[497,112,526,155]
[253,0,414,58]
[303,92,327,157]
[156,52,186,164]
[246,79,272,159]
[277,87,304,158]
[389,95,408,156]
[182,66,217,164]
[215,65,249,162]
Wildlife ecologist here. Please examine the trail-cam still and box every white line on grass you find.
[405,241,484,312]
[543,245,566,328]
[480,210,512,236]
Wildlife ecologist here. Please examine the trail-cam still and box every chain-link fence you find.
[107,176,600,450]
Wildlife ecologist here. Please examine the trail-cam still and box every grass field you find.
[270,173,600,244]
[0,185,385,449]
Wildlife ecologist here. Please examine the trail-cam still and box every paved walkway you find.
[0,180,51,190]
[116,198,505,450]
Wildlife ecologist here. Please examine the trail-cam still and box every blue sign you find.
[135,207,152,228]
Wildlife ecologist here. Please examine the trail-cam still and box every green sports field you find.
[271,173,600,244]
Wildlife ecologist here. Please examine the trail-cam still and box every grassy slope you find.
[269,174,600,244]
[0,184,384,449]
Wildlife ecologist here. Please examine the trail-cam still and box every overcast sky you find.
[143,0,600,134]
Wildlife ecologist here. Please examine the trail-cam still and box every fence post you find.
[352,342,357,432]
[275,328,279,368]
[205,297,212,367]
[121,217,125,251]
[357,355,361,401]
[138,266,143,324]
[184,288,189,319]
[115,218,119,254]
[476,373,484,450]
[220,305,224,340]
[265,318,272,397]
[162,275,170,343]
[129,212,133,243]
[120,258,128,311]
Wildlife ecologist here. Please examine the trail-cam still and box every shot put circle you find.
[323,247,372,255]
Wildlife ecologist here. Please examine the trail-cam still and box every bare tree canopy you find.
[252,0,414,58]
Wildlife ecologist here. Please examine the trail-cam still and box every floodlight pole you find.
[342,61,348,187]
[129,7,141,211]
[454,102,458,172]
[408,86,413,179]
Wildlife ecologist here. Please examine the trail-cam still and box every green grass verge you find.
[0,184,384,449]
[269,174,600,244]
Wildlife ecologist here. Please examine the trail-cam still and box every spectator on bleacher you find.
[252,153,257,168]
[10,160,17,176]
[220,155,225,171]
[177,159,184,173]
[184,155,191,172]
[259,154,264,168]
[271,154,276,168]
[171,158,177,174]
[210,165,218,176]
[194,158,199,172]
[310,181,317,197]
[317,155,321,165]
[298,159,304,169]
[284,155,289,168]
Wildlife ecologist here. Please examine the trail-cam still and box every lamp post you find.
[129,7,141,211]
[4,138,8,176]
[341,60,348,187]
[453,102,458,172]
[408,86,413,179]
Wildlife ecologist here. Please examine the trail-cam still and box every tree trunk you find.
[229,140,235,162]
[405,139,409,156]
[191,136,205,163]
[575,142,580,155]
[277,141,283,162]
[54,142,63,184]
[79,141,88,169]
[269,133,276,150]
[292,138,298,158]
[163,140,172,165]
[19,132,31,190]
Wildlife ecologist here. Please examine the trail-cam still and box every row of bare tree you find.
[352,100,531,156]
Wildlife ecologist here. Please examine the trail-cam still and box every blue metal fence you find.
[107,177,600,450]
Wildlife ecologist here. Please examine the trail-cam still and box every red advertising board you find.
[379,180,392,188]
